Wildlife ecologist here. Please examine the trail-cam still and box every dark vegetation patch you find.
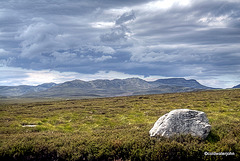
[0,89,240,160]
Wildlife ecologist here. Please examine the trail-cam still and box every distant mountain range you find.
[0,78,218,98]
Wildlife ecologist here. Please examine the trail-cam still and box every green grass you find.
[0,89,240,160]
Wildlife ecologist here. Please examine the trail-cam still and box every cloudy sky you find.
[0,0,240,88]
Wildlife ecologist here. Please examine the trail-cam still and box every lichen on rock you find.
[149,109,211,139]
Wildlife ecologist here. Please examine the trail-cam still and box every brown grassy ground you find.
[0,89,239,160]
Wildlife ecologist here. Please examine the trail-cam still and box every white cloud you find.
[0,66,167,86]
[94,55,112,62]
[0,58,14,67]
[103,7,131,16]
[90,21,115,29]
[134,0,191,12]
[189,74,240,89]
[130,50,179,63]
[1,66,239,88]
[89,45,116,55]
[198,15,231,28]
[0,49,9,56]
[87,55,113,62]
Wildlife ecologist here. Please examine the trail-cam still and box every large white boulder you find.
[149,109,211,139]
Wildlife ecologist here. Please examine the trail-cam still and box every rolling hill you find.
[233,84,240,88]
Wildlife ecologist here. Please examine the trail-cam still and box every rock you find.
[22,124,37,127]
[149,109,211,139]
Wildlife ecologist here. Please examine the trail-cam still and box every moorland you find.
[0,89,240,160]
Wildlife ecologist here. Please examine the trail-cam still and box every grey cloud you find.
[90,55,113,62]
[1,0,149,17]
[191,0,240,18]
[0,67,29,85]
[0,58,14,67]
[100,26,130,42]
[0,0,239,88]
[51,51,77,64]
[86,46,115,55]
[128,44,209,63]
[0,9,22,29]
[100,11,136,42]
[124,0,240,82]
[6,44,117,72]
[115,10,136,25]
[133,0,240,45]
[16,21,62,58]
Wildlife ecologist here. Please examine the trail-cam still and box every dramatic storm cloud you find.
[0,0,240,88]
